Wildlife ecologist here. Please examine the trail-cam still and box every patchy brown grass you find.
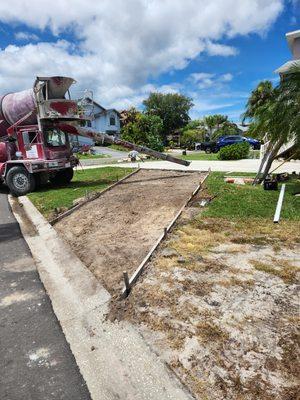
[155,243,228,275]
[216,276,255,289]
[193,217,300,248]
[170,225,225,255]
[250,259,299,284]
[109,192,300,400]
[196,321,229,343]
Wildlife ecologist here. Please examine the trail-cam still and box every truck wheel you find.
[6,166,35,196]
[49,168,74,186]
[205,148,211,154]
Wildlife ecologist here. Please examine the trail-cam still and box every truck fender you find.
[4,161,32,179]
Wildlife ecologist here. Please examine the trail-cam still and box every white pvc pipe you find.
[273,184,286,223]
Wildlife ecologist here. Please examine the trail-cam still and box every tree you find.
[211,121,241,140]
[243,71,300,184]
[178,115,240,148]
[202,114,240,140]
[182,119,204,131]
[121,114,164,151]
[203,114,228,138]
[243,81,274,122]
[119,107,141,127]
[143,92,193,141]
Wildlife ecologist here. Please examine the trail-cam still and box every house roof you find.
[276,30,300,75]
[275,59,300,74]
[78,97,121,117]
[78,97,106,112]
[286,30,300,53]
[106,108,121,117]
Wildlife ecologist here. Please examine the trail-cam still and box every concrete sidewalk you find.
[0,192,91,400]
[79,158,300,173]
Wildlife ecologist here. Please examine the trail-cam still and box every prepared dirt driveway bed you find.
[55,169,206,294]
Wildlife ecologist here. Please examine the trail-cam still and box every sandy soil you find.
[112,206,300,400]
[55,169,206,294]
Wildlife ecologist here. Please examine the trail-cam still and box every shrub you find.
[180,129,205,149]
[218,142,250,160]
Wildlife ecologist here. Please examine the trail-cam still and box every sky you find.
[0,0,299,122]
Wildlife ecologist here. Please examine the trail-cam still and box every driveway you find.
[93,146,128,159]
[0,191,91,400]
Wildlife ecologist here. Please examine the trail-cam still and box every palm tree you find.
[243,81,275,121]
[243,69,300,184]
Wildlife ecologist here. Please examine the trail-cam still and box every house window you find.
[110,115,116,126]
[86,120,92,127]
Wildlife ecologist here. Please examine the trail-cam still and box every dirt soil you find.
[111,208,300,400]
[55,169,207,295]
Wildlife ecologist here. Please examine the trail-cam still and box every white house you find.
[276,30,300,74]
[72,97,121,146]
[260,30,300,160]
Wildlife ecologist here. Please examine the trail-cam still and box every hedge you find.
[218,142,250,160]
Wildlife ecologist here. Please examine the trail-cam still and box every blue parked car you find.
[242,136,261,150]
[202,135,261,153]
[214,135,261,152]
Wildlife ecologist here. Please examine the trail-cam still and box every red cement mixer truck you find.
[0,76,189,196]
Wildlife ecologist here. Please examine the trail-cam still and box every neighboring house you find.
[71,97,121,147]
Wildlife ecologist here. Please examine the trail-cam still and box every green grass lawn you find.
[28,167,133,219]
[179,152,219,161]
[203,172,300,220]
[177,149,259,161]
[77,153,110,159]
[106,144,128,152]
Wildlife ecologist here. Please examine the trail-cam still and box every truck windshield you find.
[44,129,67,147]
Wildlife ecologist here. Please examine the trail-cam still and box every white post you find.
[273,184,286,223]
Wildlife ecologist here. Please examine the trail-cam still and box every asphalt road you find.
[0,190,91,400]
[93,145,128,158]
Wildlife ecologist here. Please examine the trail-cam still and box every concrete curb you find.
[10,195,194,400]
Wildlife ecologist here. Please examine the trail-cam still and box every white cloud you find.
[189,72,233,89]
[15,32,39,41]
[220,73,233,82]
[0,0,284,108]
[205,41,238,56]
[190,73,214,82]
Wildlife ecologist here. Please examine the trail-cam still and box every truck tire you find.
[6,166,35,196]
[49,168,74,186]
[205,147,212,154]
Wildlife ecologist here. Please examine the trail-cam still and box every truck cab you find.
[0,76,80,196]
[1,124,77,196]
